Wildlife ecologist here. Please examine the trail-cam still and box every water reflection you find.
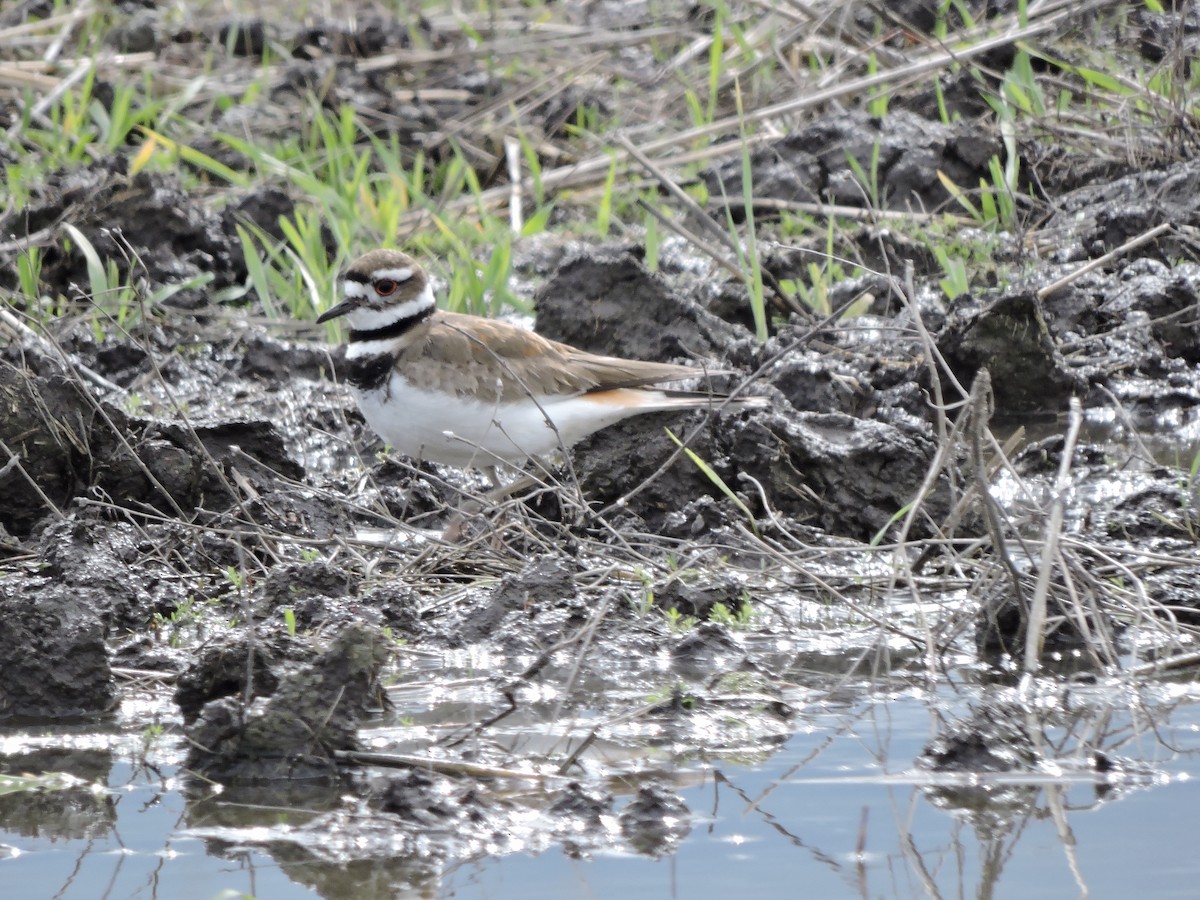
[0,749,115,842]
[1,657,1197,899]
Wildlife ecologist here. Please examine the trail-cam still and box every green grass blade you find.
[666,427,758,535]
[62,223,109,298]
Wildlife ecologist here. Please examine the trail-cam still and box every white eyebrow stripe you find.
[343,281,371,298]
[370,267,414,283]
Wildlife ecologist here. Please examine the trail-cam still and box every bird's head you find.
[317,249,433,332]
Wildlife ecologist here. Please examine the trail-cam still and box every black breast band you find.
[346,354,394,392]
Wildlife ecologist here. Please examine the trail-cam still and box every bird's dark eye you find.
[374,279,398,296]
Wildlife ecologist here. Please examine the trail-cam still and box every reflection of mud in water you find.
[0,750,116,841]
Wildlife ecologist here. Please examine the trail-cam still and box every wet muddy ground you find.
[3,1,1200,898]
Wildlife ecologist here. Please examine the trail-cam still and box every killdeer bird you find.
[317,249,766,472]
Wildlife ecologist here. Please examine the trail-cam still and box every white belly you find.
[353,372,645,468]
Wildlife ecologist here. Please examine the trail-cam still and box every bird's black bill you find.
[316,297,356,324]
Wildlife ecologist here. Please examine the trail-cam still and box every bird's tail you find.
[585,387,768,411]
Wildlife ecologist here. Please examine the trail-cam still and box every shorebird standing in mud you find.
[317,249,766,480]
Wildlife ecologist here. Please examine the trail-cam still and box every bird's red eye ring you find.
[374,279,398,296]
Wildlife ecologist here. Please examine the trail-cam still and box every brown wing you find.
[400,311,709,403]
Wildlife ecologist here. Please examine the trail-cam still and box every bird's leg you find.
[484,470,539,503]
[440,465,539,543]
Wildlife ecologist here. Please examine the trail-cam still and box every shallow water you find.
[4,674,1197,899]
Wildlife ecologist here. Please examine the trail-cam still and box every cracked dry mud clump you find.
[17,162,240,310]
[0,581,115,721]
[0,353,303,537]
[183,622,391,780]
[534,248,951,540]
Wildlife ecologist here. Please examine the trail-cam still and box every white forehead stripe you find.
[371,267,414,283]
[343,281,370,299]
